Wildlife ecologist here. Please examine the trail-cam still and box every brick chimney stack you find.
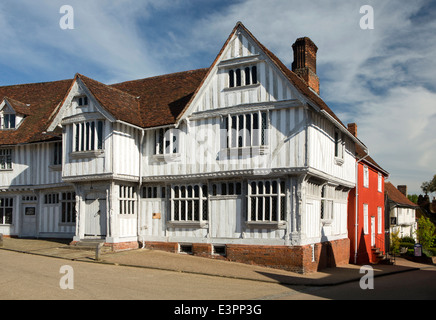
[397,185,408,197]
[292,37,319,95]
[347,123,357,137]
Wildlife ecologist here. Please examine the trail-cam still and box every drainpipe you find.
[138,130,145,249]
[354,151,369,264]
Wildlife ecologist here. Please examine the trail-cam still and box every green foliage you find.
[407,194,418,204]
[390,229,401,254]
[399,242,414,249]
[421,174,436,195]
[416,216,436,250]
[400,236,415,244]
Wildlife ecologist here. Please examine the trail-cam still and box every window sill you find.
[70,150,104,159]
[167,221,208,229]
[221,145,269,158]
[0,168,13,172]
[152,153,181,162]
[223,83,260,92]
[245,221,286,229]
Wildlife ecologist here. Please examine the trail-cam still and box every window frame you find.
[224,111,268,149]
[73,120,104,153]
[0,197,13,225]
[377,206,382,234]
[154,127,180,157]
[1,113,16,129]
[363,165,369,188]
[246,179,286,226]
[119,185,136,215]
[77,96,88,107]
[228,65,258,89]
[377,173,382,192]
[363,203,369,234]
[0,148,13,171]
[61,192,76,224]
[169,184,208,226]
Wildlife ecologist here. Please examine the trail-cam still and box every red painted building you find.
[347,123,389,265]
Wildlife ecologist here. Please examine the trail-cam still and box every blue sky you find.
[0,0,435,195]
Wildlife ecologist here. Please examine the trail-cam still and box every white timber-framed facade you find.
[0,22,367,272]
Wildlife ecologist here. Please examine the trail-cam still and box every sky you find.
[0,0,435,195]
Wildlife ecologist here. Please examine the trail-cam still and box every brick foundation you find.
[110,241,139,251]
[142,238,350,274]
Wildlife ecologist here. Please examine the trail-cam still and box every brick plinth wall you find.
[142,238,350,274]
[110,241,139,251]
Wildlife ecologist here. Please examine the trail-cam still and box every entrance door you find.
[371,216,376,247]
[84,199,107,238]
[21,206,37,238]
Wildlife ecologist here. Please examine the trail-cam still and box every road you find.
[0,249,435,303]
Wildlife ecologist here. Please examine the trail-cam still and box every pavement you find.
[1,237,434,287]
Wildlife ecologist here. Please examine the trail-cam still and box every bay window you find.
[74,120,104,152]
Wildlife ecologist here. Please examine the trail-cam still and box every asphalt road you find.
[1,249,435,303]
[0,250,304,300]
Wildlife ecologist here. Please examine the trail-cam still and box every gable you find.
[0,79,73,145]
[178,23,306,121]
[47,75,123,132]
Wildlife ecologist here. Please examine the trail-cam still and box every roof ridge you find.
[110,68,209,87]
[0,78,73,89]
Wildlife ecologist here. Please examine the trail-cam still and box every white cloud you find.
[0,0,434,194]
[176,0,436,194]
[0,0,172,83]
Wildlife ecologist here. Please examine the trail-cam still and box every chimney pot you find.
[292,37,319,94]
[397,185,408,197]
[347,123,357,137]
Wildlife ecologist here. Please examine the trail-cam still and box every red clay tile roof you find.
[385,181,418,208]
[355,143,389,176]
[3,97,34,116]
[77,74,143,127]
[0,21,367,147]
[111,68,207,128]
[0,79,73,145]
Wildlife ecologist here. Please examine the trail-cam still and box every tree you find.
[416,216,436,250]
[421,175,436,195]
[407,194,418,204]
[390,229,401,254]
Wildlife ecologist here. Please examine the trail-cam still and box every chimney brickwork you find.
[347,123,357,137]
[292,37,320,94]
[397,185,408,197]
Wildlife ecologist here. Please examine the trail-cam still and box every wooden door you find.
[84,199,107,238]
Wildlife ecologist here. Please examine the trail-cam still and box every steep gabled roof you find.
[111,68,207,128]
[77,74,143,127]
[356,143,389,177]
[0,79,73,145]
[385,181,418,208]
[0,21,369,148]
[176,21,348,130]
[3,97,34,116]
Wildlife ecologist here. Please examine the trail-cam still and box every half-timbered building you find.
[0,22,368,272]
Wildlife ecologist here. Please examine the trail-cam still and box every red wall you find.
[348,162,386,264]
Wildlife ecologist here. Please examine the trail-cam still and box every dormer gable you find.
[0,97,32,130]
